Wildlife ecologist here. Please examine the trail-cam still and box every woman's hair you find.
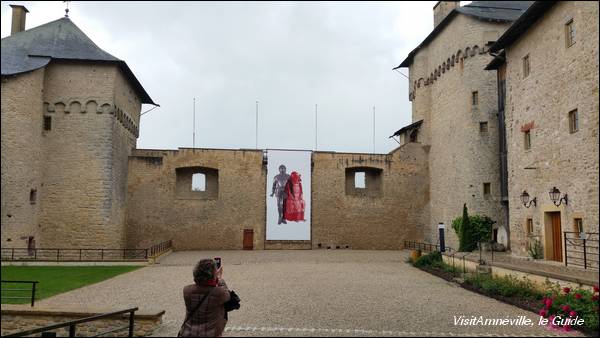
[193,259,216,285]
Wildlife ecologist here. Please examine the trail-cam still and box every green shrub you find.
[452,205,495,252]
[413,251,443,268]
[527,238,544,259]
[464,273,544,300]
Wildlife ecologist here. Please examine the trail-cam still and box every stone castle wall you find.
[503,1,599,258]
[1,61,141,250]
[1,68,45,249]
[312,143,429,250]
[125,148,267,250]
[126,144,429,250]
[408,14,512,249]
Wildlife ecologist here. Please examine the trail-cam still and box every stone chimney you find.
[10,4,29,35]
[433,1,460,28]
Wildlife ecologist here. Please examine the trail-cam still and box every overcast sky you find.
[1,1,446,153]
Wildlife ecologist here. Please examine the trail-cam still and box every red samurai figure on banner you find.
[284,171,305,222]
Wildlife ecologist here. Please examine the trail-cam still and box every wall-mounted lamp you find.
[520,190,536,208]
[549,187,568,206]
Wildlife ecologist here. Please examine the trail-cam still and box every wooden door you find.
[243,229,254,250]
[551,213,562,262]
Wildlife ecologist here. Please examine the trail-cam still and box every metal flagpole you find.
[193,98,196,148]
[255,101,259,149]
[373,105,376,153]
[315,104,318,151]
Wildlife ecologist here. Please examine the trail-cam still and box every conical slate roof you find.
[1,17,156,105]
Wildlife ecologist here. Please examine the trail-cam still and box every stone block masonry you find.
[1,61,143,250]
[126,148,267,250]
[312,143,429,250]
[126,143,429,250]
[0,305,164,337]
[407,14,513,249]
[502,1,599,259]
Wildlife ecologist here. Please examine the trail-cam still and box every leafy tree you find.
[452,208,495,252]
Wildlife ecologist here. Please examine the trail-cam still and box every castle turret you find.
[1,8,156,249]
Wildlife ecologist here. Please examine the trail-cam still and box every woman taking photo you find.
[179,259,230,337]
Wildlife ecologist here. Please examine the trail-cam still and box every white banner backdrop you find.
[266,150,311,241]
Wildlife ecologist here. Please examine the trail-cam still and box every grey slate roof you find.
[1,17,156,105]
[390,119,423,138]
[456,1,534,22]
[490,1,557,53]
[394,1,533,69]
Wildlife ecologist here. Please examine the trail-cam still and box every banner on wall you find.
[266,150,311,241]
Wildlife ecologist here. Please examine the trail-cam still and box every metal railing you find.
[1,248,148,262]
[444,250,472,275]
[403,240,456,254]
[3,307,138,337]
[148,240,172,258]
[1,280,38,307]
[564,232,599,270]
[1,240,173,262]
[404,240,468,274]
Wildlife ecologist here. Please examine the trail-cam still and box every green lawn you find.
[1,266,142,304]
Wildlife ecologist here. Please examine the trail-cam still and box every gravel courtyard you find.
[38,250,579,337]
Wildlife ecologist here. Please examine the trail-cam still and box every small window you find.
[43,116,52,131]
[345,167,382,197]
[524,130,531,150]
[472,91,479,107]
[483,183,491,196]
[479,122,488,133]
[522,54,530,78]
[409,129,418,142]
[354,172,366,189]
[573,218,583,233]
[526,218,533,236]
[565,19,575,47]
[568,109,579,133]
[30,189,37,204]
[191,173,206,191]
[176,167,218,200]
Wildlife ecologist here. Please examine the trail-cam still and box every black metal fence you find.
[403,240,456,254]
[148,240,173,258]
[1,240,173,262]
[3,307,138,337]
[404,240,469,274]
[1,248,148,262]
[1,280,38,307]
[564,232,599,270]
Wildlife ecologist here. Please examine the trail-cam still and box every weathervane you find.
[64,1,70,17]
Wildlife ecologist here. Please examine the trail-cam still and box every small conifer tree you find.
[459,203,475,252]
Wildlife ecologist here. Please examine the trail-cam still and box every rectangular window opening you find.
[569,109,579,133]
[526,219,534,235]
[43,116,52,131]
[354,172,366,189]
[472,91,479,107]
[30,189,37,204]
[191,173,206,192]
[522,54,530,78]
[524,130,531,150]
[483,182,491,196]
[565,19,575,47]
[479,121,488,133]
[483,182,492,196]
[574,218,583,233]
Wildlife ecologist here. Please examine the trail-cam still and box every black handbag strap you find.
[183,287,214,326]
